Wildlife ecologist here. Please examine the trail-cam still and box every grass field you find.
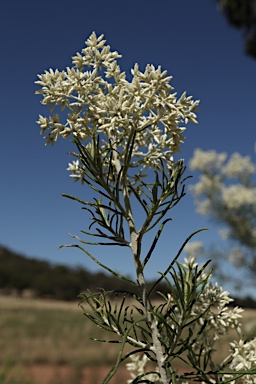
[0,295,123,366]
[0,294,127,383]
[1,294,256,383]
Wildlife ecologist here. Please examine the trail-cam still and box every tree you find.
[216,0,256,58]
[188,148,256,285]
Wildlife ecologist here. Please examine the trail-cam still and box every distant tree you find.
[188,148,256,286]
[216,0,256,58]
[0,246,168,300]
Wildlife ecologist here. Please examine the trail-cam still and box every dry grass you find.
[0,294,121,367]
[1,294,256,383]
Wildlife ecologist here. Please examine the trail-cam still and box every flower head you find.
[36,32,199,184]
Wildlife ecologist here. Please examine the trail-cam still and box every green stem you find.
[111,132,168,383]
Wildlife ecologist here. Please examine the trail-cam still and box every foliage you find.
[79,257,253,383]
[1,294,256,379]
[216,0,256,58]
[36,32,256,383]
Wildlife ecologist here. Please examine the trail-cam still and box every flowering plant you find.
[36,32,256,383]
[188,149,256,286]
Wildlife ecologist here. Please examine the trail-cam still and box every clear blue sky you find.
[1,1,255,295]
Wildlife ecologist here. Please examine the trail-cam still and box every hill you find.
[0,246,169,301]
[1,245,256,307]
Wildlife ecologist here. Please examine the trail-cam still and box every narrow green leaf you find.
[142,218,172,268]
[102,323,135,384]
[148,228,208,296]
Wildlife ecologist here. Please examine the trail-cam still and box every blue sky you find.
[1,1,255,295]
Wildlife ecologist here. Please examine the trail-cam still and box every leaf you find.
[102,323,135,384]
[142,218,172,268]
[148,228,208,297]
[63,244,137,285]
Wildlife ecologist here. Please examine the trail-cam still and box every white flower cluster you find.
[182,257,243,341]
[192,282,243,339]
[126,354,191,384]
[36,32,199,181]
[182,258,256,382]
[125,256,256,382]
[222,153,256,180]
[189,148,256,257]
[126,354,159,383]
[228,339,256,383]
[189,148,256,214]
[189,149,227,174]
[66,159,86,183]
[221,184,256,210]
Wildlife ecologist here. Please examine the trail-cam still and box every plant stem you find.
[130,229,168,383]
[111,133,168,383]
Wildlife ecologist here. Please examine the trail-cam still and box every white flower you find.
[222,152,255,180]
[67,160,79,172]
[36,32,199,183]
[191,281,243,341]
[189,148,256,254]
[221,184,256,210]
[66,160,85,182]
[126,354,159,383]
[189,149,227,173]
[228,338,256,383]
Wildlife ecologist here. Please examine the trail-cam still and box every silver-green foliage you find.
[36,32,256,384]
